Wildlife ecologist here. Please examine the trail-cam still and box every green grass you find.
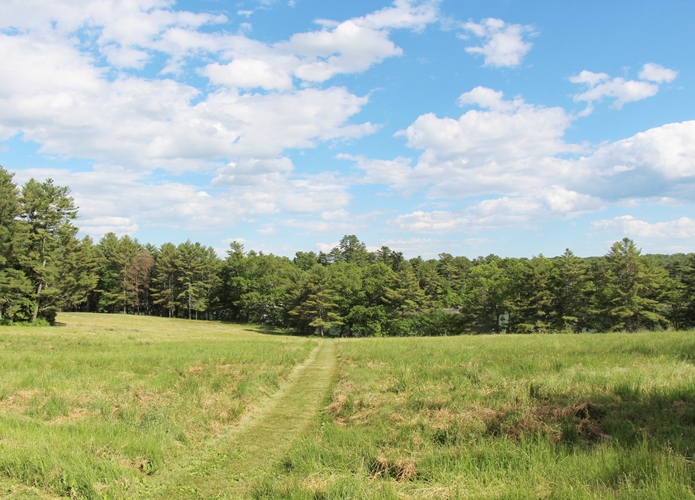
[3,316,695,499]
[0,313,317,499]
[259,333,695,499]
[143,340,338,499]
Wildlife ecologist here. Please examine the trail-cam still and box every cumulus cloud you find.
[0,0,227,71]
[385,87,578,197]
[203,58,294,91]
[639,63,678,84]
[12,164,352,238]
[592,215,695,240]
[570,121,695,201]
[462,18,535,68]
[392,187,601,233]
[571,63,677,115]
[0,32,376,170]
[592,216,695,252]
[198,0,439,88]
[404,87,574,164]
[0,0,426,177]
[349,88,694,238]
[337,154,416,192]
[212,157,294,186]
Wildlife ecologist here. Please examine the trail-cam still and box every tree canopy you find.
[1,167,692,333]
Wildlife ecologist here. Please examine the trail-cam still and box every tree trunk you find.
[31,282,42,322]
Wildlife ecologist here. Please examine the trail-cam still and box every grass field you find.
[257,334,695,499]
[0,313,316,499]
[1,315,695,499]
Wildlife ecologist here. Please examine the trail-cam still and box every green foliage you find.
[600,238,669,331]
[1,168,694,333]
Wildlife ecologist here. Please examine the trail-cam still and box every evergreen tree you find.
[96,233,141,313]
[289,266,342,336]
[0,167,33,321]
[56,235,101,312]
[600,238,669,331]
[18,178,79,322]
[177,241,206,320]
[677,254,695,328]
[460,257,508,334]
[513,256,558,333]
[552,249,596,332]
[151,242,180,317]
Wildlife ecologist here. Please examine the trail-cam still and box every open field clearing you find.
[259,333,695,499]
[0,313,317,499]
[2,315,695,499]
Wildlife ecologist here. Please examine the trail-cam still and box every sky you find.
[0,0,694,259]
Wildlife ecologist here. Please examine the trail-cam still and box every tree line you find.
[1,167,694,334]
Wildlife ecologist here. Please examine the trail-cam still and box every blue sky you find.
[1,0,694,259]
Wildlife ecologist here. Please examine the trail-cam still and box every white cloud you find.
[404,87,574,164]
[12,166,244,237]
[462,18,535,68]
[338,154,416,192]
[570,120,695,201]
[196,0,440,89]
[203,59,294,90]
[391,187,601,233]
[284,208,381,234]
[0,0,227,71]
[0,1,418,176]
[280,0,438,82]
[0,32,375,169]
[570,63,677,114]
[639,63,678,84]
[592,216,695,244]
[343,82,694,236]
[12,163,352,239]
[385,87,577,197]
[212,157,294,186]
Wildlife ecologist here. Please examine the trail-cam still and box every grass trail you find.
[145,339,337,499]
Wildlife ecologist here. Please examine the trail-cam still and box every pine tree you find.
[56,235,101,312]
[18,178,79,322]
[0,167,33,321]
[551,249,596,332]
[96,233,141,313]
[289,267,342,336]
[151,243,180,317]
[601,238,669,331]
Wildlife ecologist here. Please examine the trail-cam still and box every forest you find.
[1,167,695,335]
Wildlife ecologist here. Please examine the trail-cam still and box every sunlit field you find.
[0,313,316,499]
[258,333,695,499]
[2,315,695,499]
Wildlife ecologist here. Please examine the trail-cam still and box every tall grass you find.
[260,332,695,499]
[0,313,316,499]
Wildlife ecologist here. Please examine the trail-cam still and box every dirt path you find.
[145,340,337,499]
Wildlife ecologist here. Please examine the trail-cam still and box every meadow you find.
[0,314,317,499]
[257,333,695,499]
[1,314,695,499]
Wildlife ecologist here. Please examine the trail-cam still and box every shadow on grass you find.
[514,384,695,459]
[216,321,307,337]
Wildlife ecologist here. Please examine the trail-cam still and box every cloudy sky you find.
[1,0,694,258]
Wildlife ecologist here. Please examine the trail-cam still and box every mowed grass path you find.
[0,313,317,499]
[259,333,695,499]
[145,340,337,499]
